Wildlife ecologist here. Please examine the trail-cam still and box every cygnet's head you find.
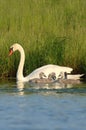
[39,72,46,79]
[48,72,56,80]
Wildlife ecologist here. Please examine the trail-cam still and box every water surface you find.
[0,79,86,130]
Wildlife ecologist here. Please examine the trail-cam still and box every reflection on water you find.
[0,79,86,96]
[15,80,86,96]
[16,81,25,95]
[16,80,75,95]
[17,80,73,91]
[0,79,86,130]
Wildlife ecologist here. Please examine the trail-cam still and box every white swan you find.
[9,43,73,82]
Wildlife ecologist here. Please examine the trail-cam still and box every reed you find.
[0,0,85,77]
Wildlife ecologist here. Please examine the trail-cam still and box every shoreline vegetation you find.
[0,0,85,78]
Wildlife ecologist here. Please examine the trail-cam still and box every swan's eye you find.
[9,47,13,56]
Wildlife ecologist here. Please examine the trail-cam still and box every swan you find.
[29,72,47,83]
[58,78,81,84]
[58,72,83,80]
[29,77,55,84]
[48,72,56,80]
[29,72,56,83]
[39,72,46,79]
[9,43,74,82]
[57,72,83,85]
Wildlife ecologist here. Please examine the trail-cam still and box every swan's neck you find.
[17,47,25,81]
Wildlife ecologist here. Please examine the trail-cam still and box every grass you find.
[0,0,85,78]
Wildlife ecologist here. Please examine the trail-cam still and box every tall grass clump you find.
[0,0,85,78]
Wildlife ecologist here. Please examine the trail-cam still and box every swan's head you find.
[9,43,23,56]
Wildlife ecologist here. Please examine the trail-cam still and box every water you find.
[0,79,86,130]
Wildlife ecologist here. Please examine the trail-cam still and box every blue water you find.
[0,79,86,130]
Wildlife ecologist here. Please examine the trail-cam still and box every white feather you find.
[67,74,84,80]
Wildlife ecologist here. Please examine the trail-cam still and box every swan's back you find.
[26,64,73,80]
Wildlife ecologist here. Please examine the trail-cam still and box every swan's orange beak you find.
[9,48,13,56]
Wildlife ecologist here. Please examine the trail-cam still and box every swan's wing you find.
[25,64,73,80]
[67,74,84,80]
